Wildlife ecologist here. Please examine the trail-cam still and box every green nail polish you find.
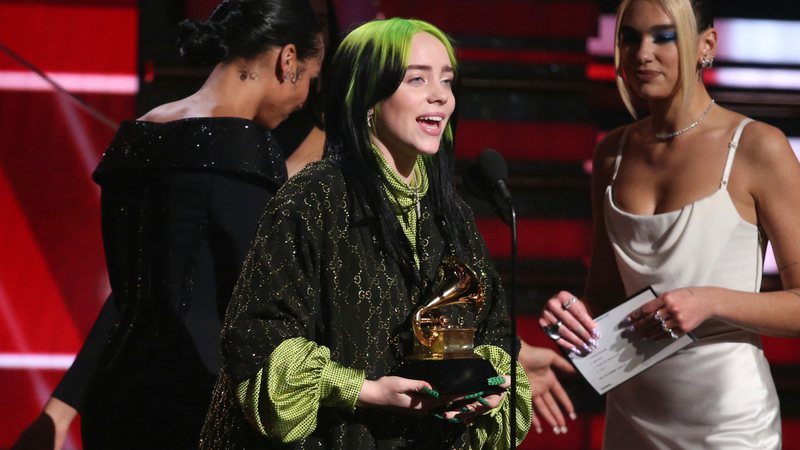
[422,387,440,398]
[433,413,444,420]
[464,391,485,400]
[487,376,505,386]
[448,417,461,424]
[461,407,471,413]
[477,397,490,407]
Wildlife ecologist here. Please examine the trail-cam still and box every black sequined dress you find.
[59,117,287,449]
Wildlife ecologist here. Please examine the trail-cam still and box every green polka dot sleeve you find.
[235,337,366,443]
[469,344,533,450]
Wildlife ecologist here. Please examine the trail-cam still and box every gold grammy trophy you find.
[392,257,499,394]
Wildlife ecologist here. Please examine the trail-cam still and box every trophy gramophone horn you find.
[391,257,498,394]
[412,257,485,348]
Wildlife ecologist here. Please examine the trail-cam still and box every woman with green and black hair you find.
[200,17,531,449]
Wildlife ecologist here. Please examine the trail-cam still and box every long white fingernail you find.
[561,426,568,433]
[553,426,561,435]
[570,412,577,420]
[536,426,543,434]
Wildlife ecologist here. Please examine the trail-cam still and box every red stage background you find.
[2,1,799,449]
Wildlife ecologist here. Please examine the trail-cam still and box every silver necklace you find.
[411,166,421,219]
[654,99,715,140]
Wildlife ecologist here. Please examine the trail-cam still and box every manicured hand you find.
[357,376,446,414]
[434,375,510,426]
[626,287,713,340]
[540,291,600,357]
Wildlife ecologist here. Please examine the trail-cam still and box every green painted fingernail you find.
[487,376,504,386]
[461,406,471,413]
[422,387,439,398]
[477,397,490,407]
[433,413,444,420]
[464,391,485,400]
[448,417,461,424]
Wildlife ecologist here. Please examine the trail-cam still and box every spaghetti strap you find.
[720,118,754,188]
[611,126,631,183]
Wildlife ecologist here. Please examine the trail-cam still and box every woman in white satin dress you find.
[538,0,800,448]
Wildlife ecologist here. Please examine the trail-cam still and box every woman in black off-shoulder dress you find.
[82,1,324,446]
[11,1,324,449]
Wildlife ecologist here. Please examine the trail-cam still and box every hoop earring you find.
[366,109,374,129]
[700,54,714,69]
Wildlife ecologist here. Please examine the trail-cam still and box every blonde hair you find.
[614,0,702,118]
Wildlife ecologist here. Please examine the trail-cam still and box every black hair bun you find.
[176,0,321,67]
[177,19,227,65]
[177,0,245,65]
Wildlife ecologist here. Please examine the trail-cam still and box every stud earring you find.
[288,72,298,84]
[366,109,374,128]
[700,54,714,69]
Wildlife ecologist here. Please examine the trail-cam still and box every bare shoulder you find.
[737,119,796,169]
[592,125,629,182]
[137,96,210,122]
[733,119,800,202]
[595,125,628,159]
[137,101,185,122]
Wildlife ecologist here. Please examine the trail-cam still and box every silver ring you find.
[544,321,562,340]
[654,310,663,322]
[561,297,578,311]
[660,321,672,333]
[669,330,679,339]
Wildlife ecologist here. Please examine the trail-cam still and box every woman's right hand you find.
[539,291,600,357]
[356,376,444,413]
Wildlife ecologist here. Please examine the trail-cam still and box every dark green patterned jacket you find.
[200,159,530,449]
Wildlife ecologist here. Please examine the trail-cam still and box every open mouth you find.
[416,114,444,134]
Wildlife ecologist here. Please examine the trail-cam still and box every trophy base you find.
[391,357,499,394]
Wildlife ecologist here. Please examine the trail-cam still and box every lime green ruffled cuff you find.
[469,344,532,450]
[235,337,365,443]
[319,359,366,410]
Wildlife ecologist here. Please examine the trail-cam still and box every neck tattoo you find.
[654,99,715,140]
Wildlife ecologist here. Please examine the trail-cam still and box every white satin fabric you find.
[601,119,781,449]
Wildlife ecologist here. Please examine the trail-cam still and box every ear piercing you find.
[700,54,714,69]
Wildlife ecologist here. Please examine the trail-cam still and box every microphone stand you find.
[507,198,518,450]
[470,148,519,448]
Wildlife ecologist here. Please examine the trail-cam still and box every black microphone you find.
[464,149,511,225]
[473,148,518,450]
[478,148,512,203]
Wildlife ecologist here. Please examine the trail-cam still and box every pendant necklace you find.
[411,166,421,219]
[654,99,715,140]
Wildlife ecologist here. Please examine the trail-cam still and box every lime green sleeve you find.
[235,337,366,443]
[469,344,533,450]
